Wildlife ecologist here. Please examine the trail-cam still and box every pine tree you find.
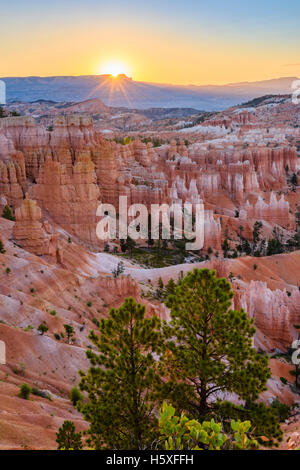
[222,238,230,258]
[2,205,15,221]
[64,324,75,343]
[252,221,262,252]
[291,172,298,189]
[56,420,82,450]
[120,239,127,253]
[112,261,125,278]
[160,268,281,446]
[266,238,284,256]
[78,297,164,450]
[70,386,83,406]
[37,323,48,335]
[165,278,176,297]
[126,236,136,255]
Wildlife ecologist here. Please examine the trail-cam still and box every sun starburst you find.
[99,62,130,78]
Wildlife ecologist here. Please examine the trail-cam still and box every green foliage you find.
[55,267,284,449]
[126,236,136,254]
[290,172,298,188]
[214,400,282,447]
[70,387,83,406]
[19,383,31,400]
[164,278,176,297]
[267,238,284,256]
[32,387,51,400]
[161,269,270,414]
[64,324,75,342]
[119,236,136,254]
[242,239,251,255]
[123,136,131,145]
[252,221,262,253]
[289,367,300,388]
[38,323,48,335]
[0,239,6,254]
[56,420,83,450]
[280,376,288,385]
[222,238,230,257]
[13,362,26,375]
[2,205,15,221]
[159,268,280,446]
[158,402,258,450]
[154,277,178,301]
[120,239,127,253]
[78,297,164,449]
[92,317,100,327]
[112,261,125,278]
[270,398,290,422]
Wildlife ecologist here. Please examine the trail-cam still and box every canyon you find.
[0,94,300,448]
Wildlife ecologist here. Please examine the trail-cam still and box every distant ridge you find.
[1,75,298,111]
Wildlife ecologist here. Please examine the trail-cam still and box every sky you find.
[1,0,300,85]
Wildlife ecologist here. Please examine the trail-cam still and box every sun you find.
[99,62,130,78]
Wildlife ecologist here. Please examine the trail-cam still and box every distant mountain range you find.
[1,75,298,111]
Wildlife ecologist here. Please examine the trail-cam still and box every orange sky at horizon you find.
[2,1,300,86]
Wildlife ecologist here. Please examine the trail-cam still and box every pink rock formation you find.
[0,107,298,253]
[29,154,100,245]
[239,281,300,347]
[0,116,49,179]
[0,123,27,206]
[240,192,295,229]
[13,195,63,261]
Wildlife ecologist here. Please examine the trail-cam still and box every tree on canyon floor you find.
[64,324,75,343]
[252,220,263,255]
[37,322,48,335]
[56,420,83,450]
[112,261,125,278]
[2,204,15,221]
